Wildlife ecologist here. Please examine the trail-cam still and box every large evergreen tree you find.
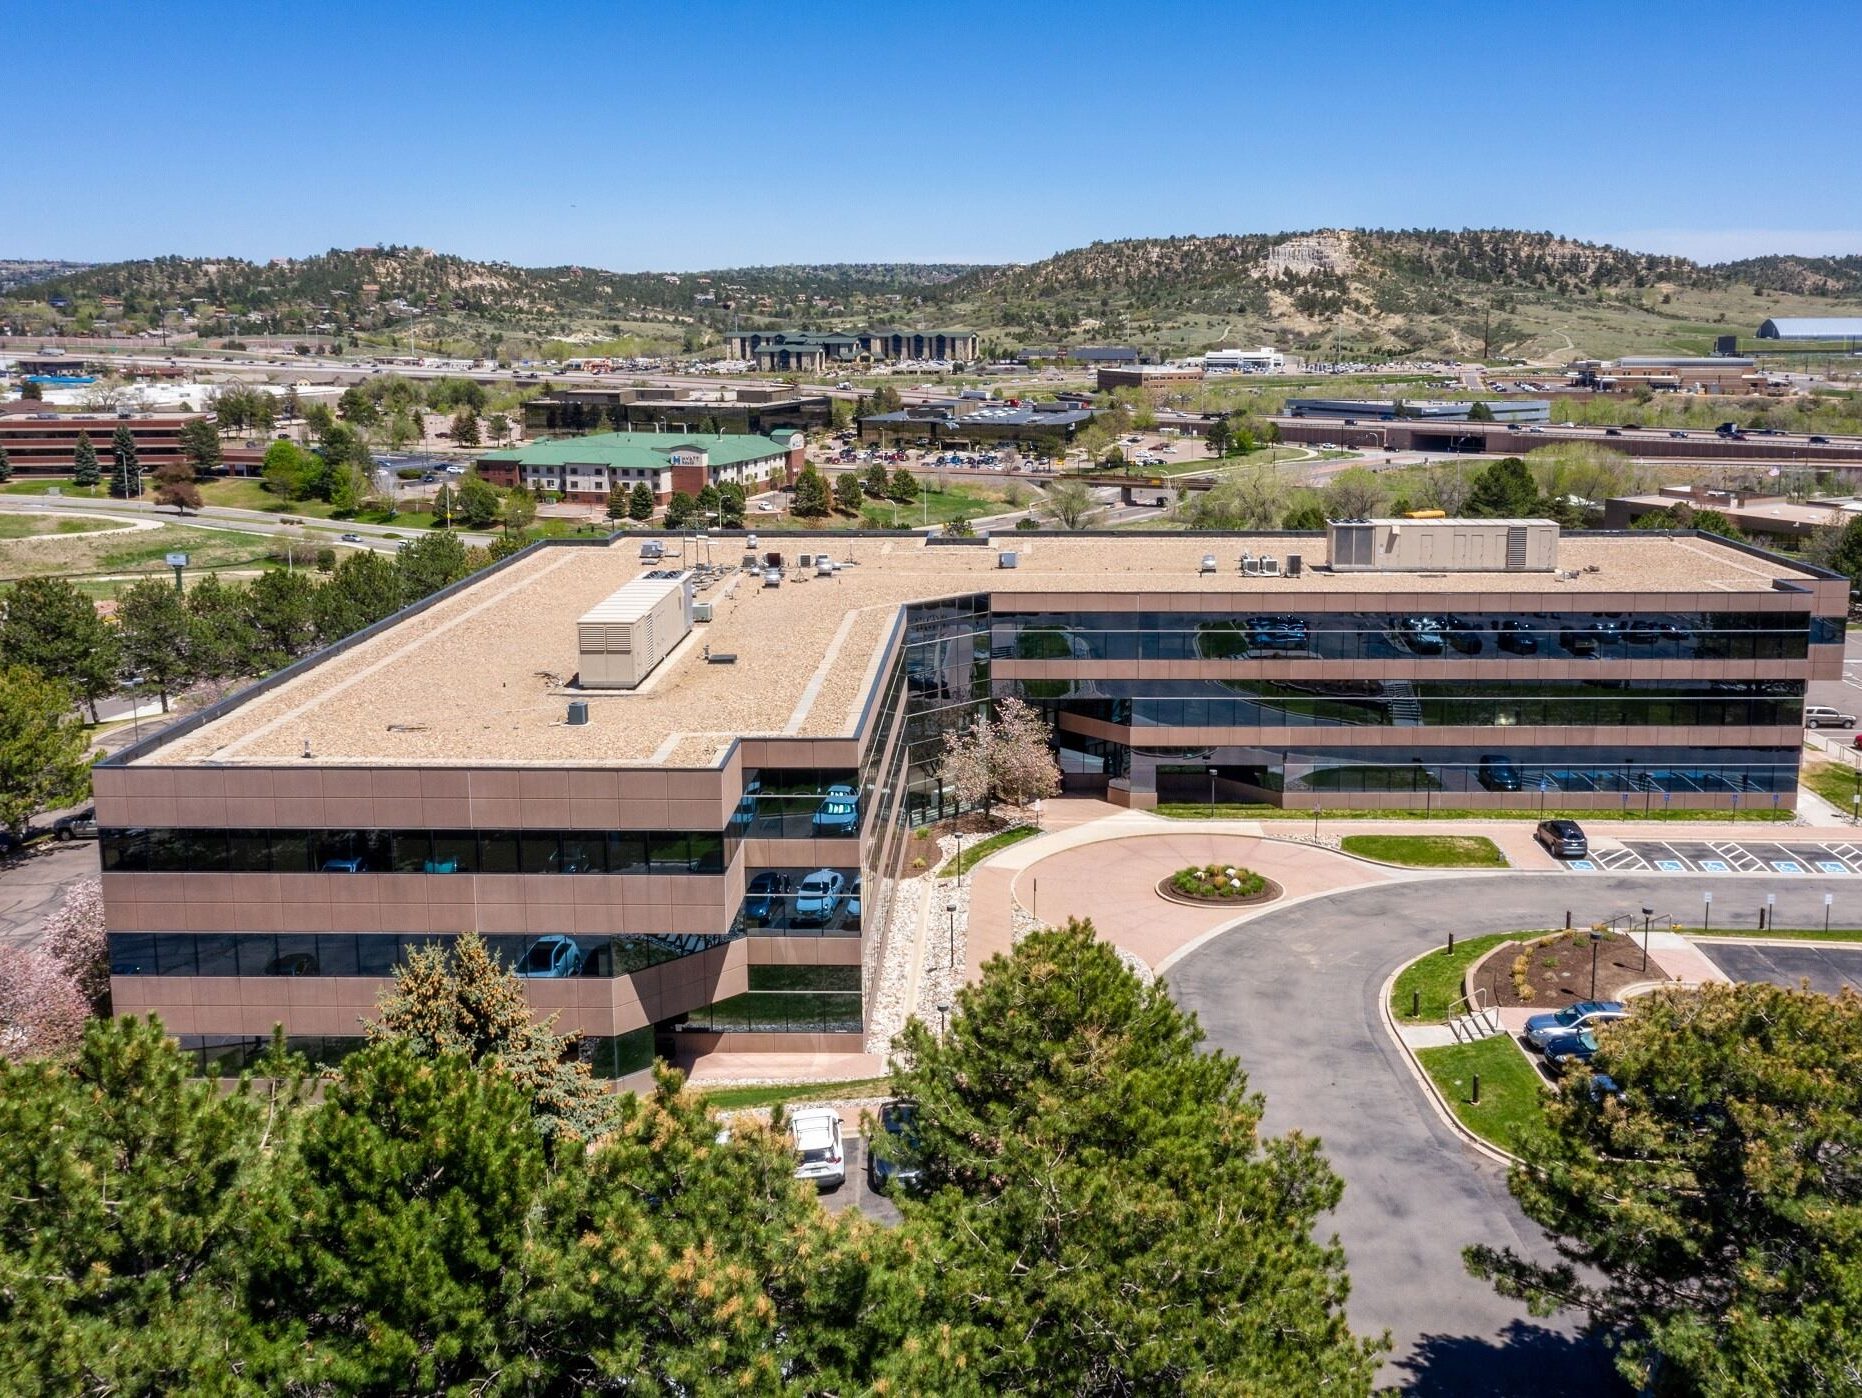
[791,465,831,518]
[368,932,616,1143]
[1464,455,1539,517]
[873,921,1384,1394]
[179,416,222,474]
[0,666,91,836]
[1468,981,1862,1396]
[114,578,195,711]
[109,424,143,498]
[70,431,101,487]
[0,443,13,482]
[0,575,121,721]
[628,480,655,520]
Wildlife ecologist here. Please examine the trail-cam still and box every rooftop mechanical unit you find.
[575,573,693,690]
[1325,518,1558,573]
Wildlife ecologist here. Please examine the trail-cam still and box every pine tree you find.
[109,424,142,498]
[368,932,616,1142]
[629,481,655,520]
[605,483,629,520]
[889,466,919,504]
[791,466,831,518]
[0,575,122,721]
[70,431,101,487]
[179,417,222,473]
[872,921,1383,1394]
[0,443,13,482]
[864,461,889,497]
[833,470,864,514]
[115,578,195,711]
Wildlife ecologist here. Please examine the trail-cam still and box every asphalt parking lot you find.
[1569,838,1862,877]
[816,1134,902,1224]
[1697,942,1862,996]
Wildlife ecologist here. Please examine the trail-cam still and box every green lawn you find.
[696,1076,893,1112]
[1392,931,1542,1023]
[1340,834,1507,868]
[859,485,1010,529]
[1,478,106,498]
[1679,926,1862,942]
[936,824,1039,878]
[1153,803,1794,823]
[1803,759,1862,810]
[0,514,122,538]
[1416,1037,1551,1159]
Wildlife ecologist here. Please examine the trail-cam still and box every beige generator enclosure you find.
[576,573,694,689]
[1326,518,1558,573]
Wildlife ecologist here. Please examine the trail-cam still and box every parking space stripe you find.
[1709,841,1766,873]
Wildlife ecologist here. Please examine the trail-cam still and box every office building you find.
[1202,347,1287,373]
[522,385,832,438]
[1566,357,1771,394]
[1094,364,1205,395]
[859,397,1096,448]
[476,430,802,505]
[723,328,979,369]
[0,408,206,475]
[1286,398,1552,424]
[95,520,1843,1078]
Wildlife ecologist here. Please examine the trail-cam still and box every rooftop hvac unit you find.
[692,600,714,622]
[1200,554,1217,574]
[566,701,589,726]
[998,551,1019,569]
[1286,553,1302,577]
[816,557,836,577]
[1260,556,1280,576]
[576,576,692,690]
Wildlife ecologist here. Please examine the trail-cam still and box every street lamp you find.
[1589,926,1605,1000]
[946,900,958,967]
[1640,904,1661,974]
[1208,766,1219,818]
[936,1001,950,1039]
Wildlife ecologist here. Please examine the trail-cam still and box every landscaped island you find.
[1161,863,1278,905]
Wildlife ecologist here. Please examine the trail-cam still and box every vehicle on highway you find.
[1805,706,1857,730]
[1524,1000,1627,1049]
[792,869,846,924]
[340,532,364,543]
[53,807,99,841]
[788,1107,846,1189]
[1669,430,1688,439]
[867,1100,922,1193]
[1534,819,1589,859]
[1540,1027,1602,1072]
[811,785,859,834]
[517,934,585,978]
[1809,435,1831,445]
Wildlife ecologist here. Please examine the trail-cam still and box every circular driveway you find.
[1165,874,1857,1396]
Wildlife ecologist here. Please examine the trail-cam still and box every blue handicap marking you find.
[1817,860,1848,874]
[1567,860,1596,871]
[1770,860,1803,874]
[1655,859,1684,872]
[1700,860,1730,872]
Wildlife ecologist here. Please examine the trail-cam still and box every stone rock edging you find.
[1154,875,1284,909]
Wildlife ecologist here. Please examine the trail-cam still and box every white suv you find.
[788,1108,845,1190]
[1805,706,1857,730]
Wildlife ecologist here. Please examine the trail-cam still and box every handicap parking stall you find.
[1565,836,1862,877]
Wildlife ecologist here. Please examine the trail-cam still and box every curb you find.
[1377,956,1524,1171]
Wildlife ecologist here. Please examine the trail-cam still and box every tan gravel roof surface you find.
[138,531,1819,769]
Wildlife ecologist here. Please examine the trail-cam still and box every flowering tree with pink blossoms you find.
[0,944,91,1063]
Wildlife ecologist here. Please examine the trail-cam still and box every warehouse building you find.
[95,520,1844,1078]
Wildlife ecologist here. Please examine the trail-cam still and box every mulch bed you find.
[1155,874,1283,909]
[1475,929,1671,1010]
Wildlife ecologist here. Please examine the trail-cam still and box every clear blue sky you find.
[12,0,1860,270]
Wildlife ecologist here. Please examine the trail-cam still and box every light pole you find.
[936,1001,950,1039]
[946,900,957,967]
[1640,904,1658,973]
[1208,766,1219,818]
[1589,926,1604,1000]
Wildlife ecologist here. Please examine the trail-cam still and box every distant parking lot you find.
[1566,838,1862,877]
[1697,942,1862,995]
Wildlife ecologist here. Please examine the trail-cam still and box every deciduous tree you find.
[395,529,470,605]
[0,944,91,1063]
[1467,981,1862,1396]
[1038,477,1099,530]
[41,878,110,1007]
[115,578,194,711]
[0,577,120,721]
[937,694,1061,821]
[455,474,501,529]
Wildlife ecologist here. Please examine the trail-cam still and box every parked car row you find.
[778,1099,921,1195]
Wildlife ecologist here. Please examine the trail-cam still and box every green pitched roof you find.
[482,430,796,470]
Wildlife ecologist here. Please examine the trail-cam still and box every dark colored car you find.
[1541,1028,1602,1072]
[867,1100,923,1193]
[744,871,782,924]
[1809,435,1831,445]
[1496,619,1539,654]
[1443,616,1484,654]
[1478,755,1522,791]
[1534,819,1588,859]
[1558,629,1600,658]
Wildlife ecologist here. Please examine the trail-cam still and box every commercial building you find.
[1274,415,1862,464]
[723,328,979,369]
[522,385,831,438]
[95,521,1843,1077]
[859,397,1096,448]
[476,431,802,505]
[0,408,206,475]
[1202,347,1287,374]
[1095,364,1205,395]
[1286,398,1552,424]
[1567,357,1773,395]
[1758,317,1862,343]
[1603,486,1862,545]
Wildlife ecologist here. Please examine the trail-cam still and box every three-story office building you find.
[95,521,1845,1077]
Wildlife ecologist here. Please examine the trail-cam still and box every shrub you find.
[1168,863,1267,899]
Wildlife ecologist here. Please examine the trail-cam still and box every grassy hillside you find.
[6,230,1859,363]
